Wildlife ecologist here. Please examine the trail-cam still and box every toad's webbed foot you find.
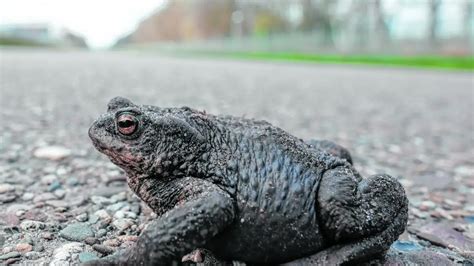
[306,139,353,164]
[311,166,408,264]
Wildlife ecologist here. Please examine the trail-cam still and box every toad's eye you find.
[116,113,138,135]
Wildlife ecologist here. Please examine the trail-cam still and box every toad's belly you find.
[206,215,325,263]
[205,184,326,263]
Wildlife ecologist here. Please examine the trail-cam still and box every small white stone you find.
[90,196,115,206]
[110,192,127,202]
[22,193,34,201]
[455,165,474,177]
[33,146,71,161]
[94,209,111,220]
[50,242,84,265]
[0,183,15,194]
[113,218,133,230]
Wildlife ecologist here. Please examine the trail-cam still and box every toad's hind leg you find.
[306,139,353,165]
[284,210,407,265]
[290,166,408,265]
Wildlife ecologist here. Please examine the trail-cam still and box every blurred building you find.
[0,23,88,48]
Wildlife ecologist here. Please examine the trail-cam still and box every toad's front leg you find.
[86,182,236,265]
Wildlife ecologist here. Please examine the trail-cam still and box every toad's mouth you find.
[93,143,145,175]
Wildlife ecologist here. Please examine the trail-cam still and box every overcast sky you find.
[0,0,470,49]
[0,0,165,48]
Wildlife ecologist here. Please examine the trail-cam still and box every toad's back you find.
[204,116,344,263]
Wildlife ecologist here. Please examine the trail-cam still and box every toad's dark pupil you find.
[119,119,134,128]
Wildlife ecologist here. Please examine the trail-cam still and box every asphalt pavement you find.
[0,49,473,264]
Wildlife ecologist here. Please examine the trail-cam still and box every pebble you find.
[410,208,428,219]
[90,196,116,206]
[454,165,474,177]
[45,200,69,208]
[1,213,20,226]
[23,209,47,222]
[59,223,95,241]
[443,199,462,209]
[20,220,46,231]
[0,194,17,203]
[0,251,21,261]
[76,213,88,222]
[399,179,413,188]
[33,146,71,161]
[431,208,454,220]
[24,251,40,260]
[117,235,138,242]
[22,193,34,201]
[107,202,127,212]
[22,236,34,245]
[41,232,54,240]
[103,239,121,247]
[53,189,66,199]
[15,243,33,253]
[418,201,437,211]
[48,180,62,192]
[7,204,32,213]
[84,237,97,245]
[465,215,474,224]
[114,210,137,219]
[113,218,134,231]
[34,243,44,252]
[78,252,99,263]
[66,177,80,187]
[92,244,114,255]
[50,242,83,265]
[33,193,56,203]
[0,183,15,194]
[40,174,58,185]
[69,196,87,207]
[96,229,107,237]
[91,186,124,197]
[414,223,474,251]
[88,214,99,224]
[111,192,127,202]
[94,209,111,220]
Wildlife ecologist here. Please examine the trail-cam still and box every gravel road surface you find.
[0,49,473,264]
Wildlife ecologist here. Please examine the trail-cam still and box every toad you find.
[87,97,408,265]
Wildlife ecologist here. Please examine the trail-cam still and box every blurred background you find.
[0,1,473,265]
[1,0,473,68]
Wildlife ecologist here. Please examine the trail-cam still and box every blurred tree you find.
[300,0,337,45]
[130,0,233,42]
[373,0,389,48]
[254,11,285,37]
[300,0,316,31]
[428,0,441,46]
[463,0,473,43]
[354,0,370,49]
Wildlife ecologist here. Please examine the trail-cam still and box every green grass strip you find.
[179,50,474,70]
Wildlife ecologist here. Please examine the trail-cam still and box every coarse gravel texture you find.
[0,49,473,265]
